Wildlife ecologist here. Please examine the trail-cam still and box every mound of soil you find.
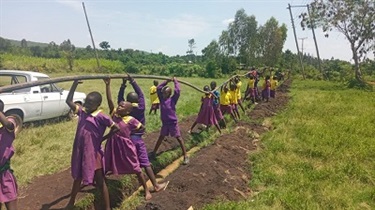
[18,79,291,210]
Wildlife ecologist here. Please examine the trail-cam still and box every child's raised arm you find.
[172,77,180,102]
[66,80,80,112]
[117,78,127,104]
[104,78,115,114]
[0,112,14,131]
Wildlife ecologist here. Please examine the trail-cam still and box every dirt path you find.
[18,80,291,210]
[136,80,291,210]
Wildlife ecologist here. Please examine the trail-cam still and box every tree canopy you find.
[301,0,375,85]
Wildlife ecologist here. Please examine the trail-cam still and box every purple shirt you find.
[118,80,145,135]
[157,80,180,125]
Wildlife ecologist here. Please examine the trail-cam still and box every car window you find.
[37,77,60,93]
[0,74,31,93]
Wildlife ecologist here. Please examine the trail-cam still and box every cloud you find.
[156,14,210,38]
[56,0,82,12]
[222,18,234,26]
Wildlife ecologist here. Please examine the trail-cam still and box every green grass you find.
[203,80,375,210]
[12,74,226,186]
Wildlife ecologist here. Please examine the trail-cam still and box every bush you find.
[347,78,373,91]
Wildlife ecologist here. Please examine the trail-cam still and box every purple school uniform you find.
[0,118,17,203]
[118,80,150,167]
[157,80,181,137]
[195,94,218,126]
[71,106,114,185]
[104,115,142,175]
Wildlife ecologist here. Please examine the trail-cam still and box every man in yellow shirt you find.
[149,80,160,114]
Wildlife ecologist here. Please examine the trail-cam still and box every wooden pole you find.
[82,2,101,70]
[0,74,208,94]
[288,4,306,79]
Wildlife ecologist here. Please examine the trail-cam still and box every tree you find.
[201,40,220,62]
[301,0,375,85]
[258,17,287,67]
[21,39,28,48]
[186,39,196,62]
[99,41,110,50]
[60,39,75,71]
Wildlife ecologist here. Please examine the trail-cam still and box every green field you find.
[203,79,375,209]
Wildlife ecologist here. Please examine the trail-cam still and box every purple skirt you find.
[104,133,141,175]
[270,90,276,98]
[195,105,218,126]
[220,104,233,115]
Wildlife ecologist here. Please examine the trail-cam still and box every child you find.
[262,75,271,102]
[210,81,226,129]
[270,76,278,98]
[0,100,20,210]
[65,80,119,210]
[229,81,241,120]
[149,80,160,114]
[104,78,153,200]
[220,82,237,123]
[188,85,221,134]
[234,76,245,112]
[245,75,256,104]
[117,75,169,192]
[152,77,189,165]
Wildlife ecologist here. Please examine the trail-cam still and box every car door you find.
[39,83,64,119]
[0,74,42,122]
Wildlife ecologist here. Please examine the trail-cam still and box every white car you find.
[0,70,86,124]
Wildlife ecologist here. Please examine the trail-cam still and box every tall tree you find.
[258,17,287,67]
[301,0,375,84]
[187,39,196,62]
[201,40,220,62]
[21,39,28,48]
[99,41,110,50]
[60,39,75,71]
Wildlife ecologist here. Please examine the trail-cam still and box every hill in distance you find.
[2,37,50,48]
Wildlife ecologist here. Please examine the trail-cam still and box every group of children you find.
[0,71,280,210]
[189,70,280,135]
[63,75,190,209]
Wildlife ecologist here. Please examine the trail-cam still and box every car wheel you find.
[5,112,23,135]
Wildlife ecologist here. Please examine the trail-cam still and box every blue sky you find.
[0,0,363,62]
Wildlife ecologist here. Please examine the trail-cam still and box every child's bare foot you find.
[145,190,152,200]
[188,130,192,134]
[154,181,170,192]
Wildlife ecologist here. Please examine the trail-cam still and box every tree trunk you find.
[351,46,364,83]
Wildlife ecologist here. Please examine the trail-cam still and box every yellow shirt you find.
[229,90,238,104]
[247,79,255,89]
[236,81,242,99]
[271,79,278,90]
[150,85,159,104]
[220,90,231,105]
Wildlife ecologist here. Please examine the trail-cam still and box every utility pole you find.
[299,37,308,55]
[82,2,101,70]
[287,3,305,79]
[307,4,324,79]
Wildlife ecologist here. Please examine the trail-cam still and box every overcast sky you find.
[0,0,368,62]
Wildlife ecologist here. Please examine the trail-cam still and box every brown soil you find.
[17,79,291,210]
